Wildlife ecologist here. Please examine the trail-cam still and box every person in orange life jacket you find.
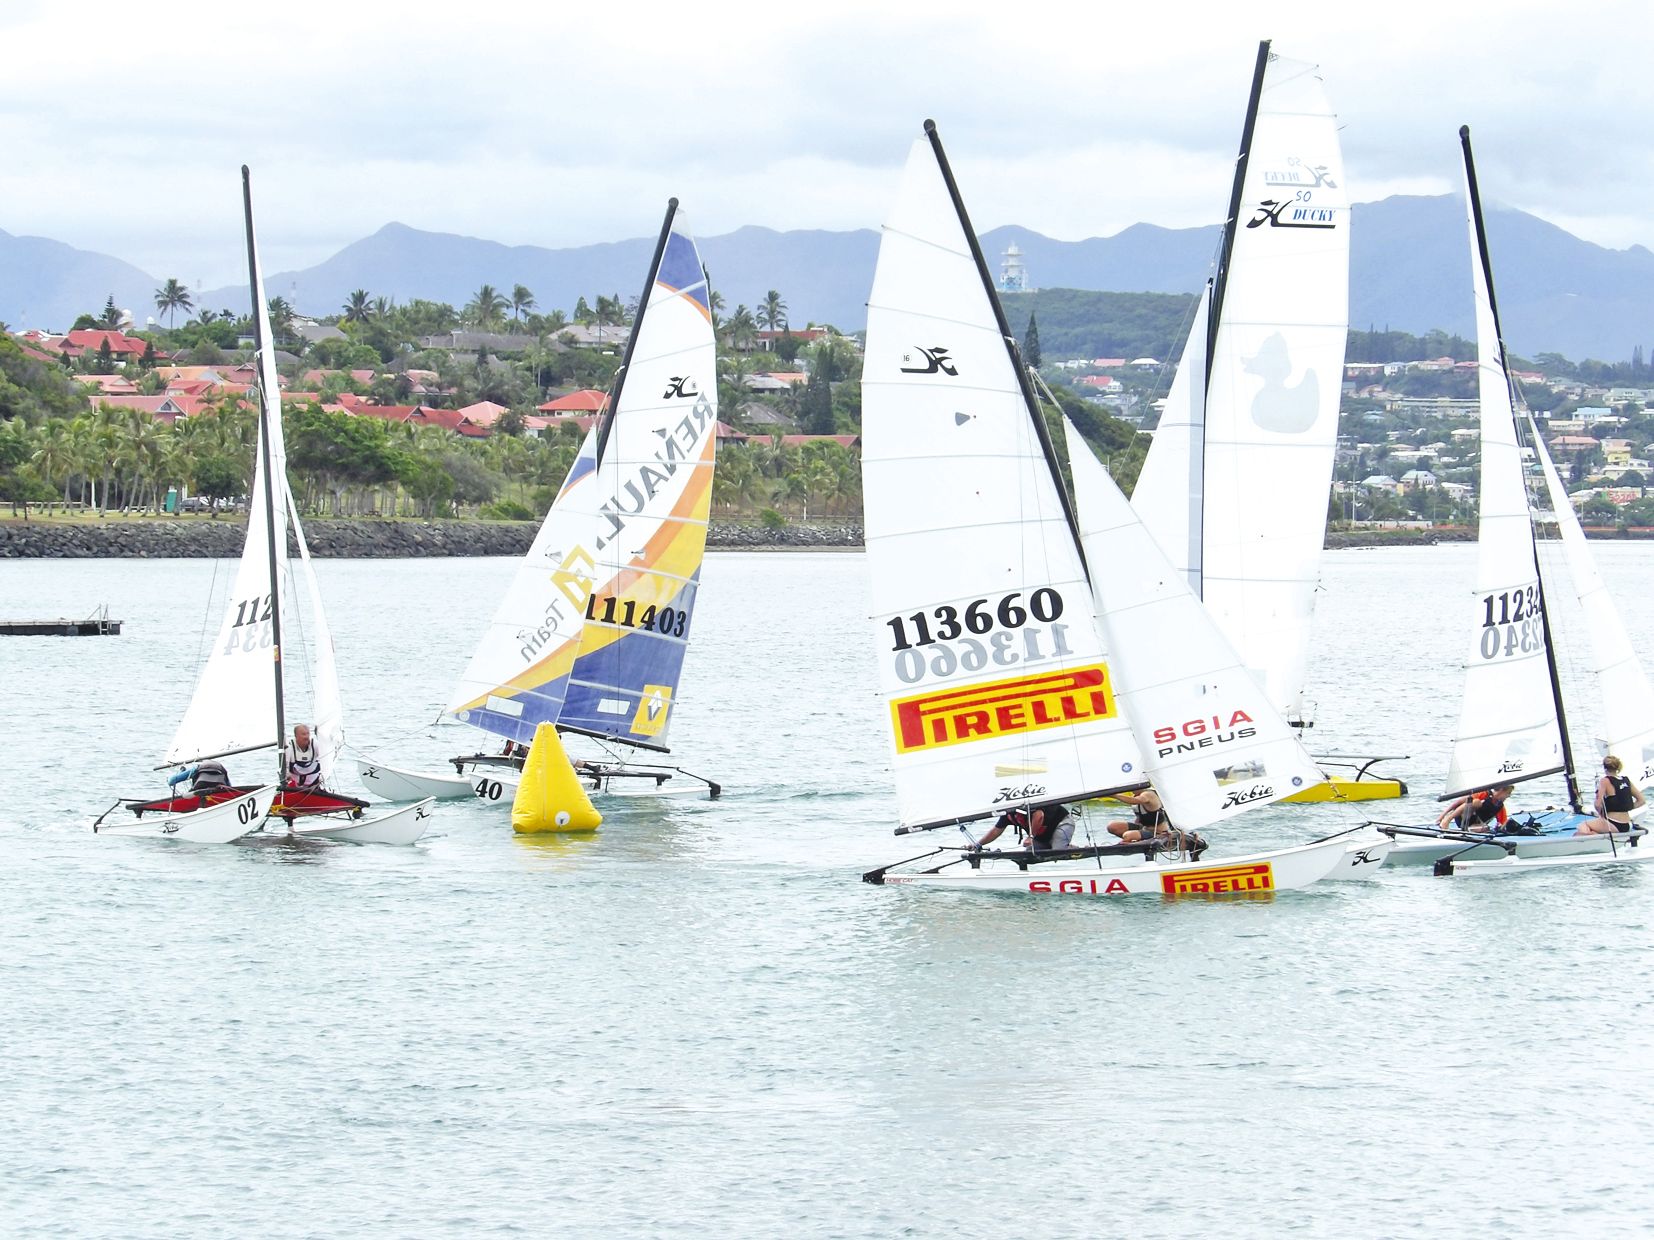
[974,802,1073,852]
[1437,783,1514,832]
[1108,787,1170,843]
[1577,754,1646,835]
[284,723,323,790]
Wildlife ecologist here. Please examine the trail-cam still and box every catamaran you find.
[356,200,720,805]
[859,122,1383,894]
[1374,127,1649,876]
[92,167,433,846]
[1129,42,1402,804]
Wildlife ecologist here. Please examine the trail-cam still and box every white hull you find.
[94,786,277,844]
[874,835,1352,895]
[291,797,434,845]
[1322,834,1395,879]
[356,757,478,802]
[1385,830,1641,867]
[1441,848,1653,877]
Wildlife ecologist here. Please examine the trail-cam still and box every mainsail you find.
[1133,43,1350,722]
[1441,128,1567,799]
[862,123,1143,831]
[1526,415,1654,787]
[1064,418,1324,829]
[448,203,717,752]
[163,170,292,770]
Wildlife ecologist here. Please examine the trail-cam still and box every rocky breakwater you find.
[1,516,867,557]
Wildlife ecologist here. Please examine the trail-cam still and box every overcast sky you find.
[3,0,1649,288]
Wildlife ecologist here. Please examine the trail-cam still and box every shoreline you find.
[3,517,1649,558]
[0,516,866,558]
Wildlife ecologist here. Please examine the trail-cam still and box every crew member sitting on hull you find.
[1108,787,1169,844]
[167,761,231,796]
[974,802,1073,852]
[1437,783,1514,832]
[284,723,324,791]
[1578,755,1646,836]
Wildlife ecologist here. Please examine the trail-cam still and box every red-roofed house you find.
[755,328,831,350]
[45,329,160,363]
[457,400,510,428]
[537,389,609,416]
[779,434,860,450]
[91,394,205,425]
[74,374,140,396]
[524,414,598,438]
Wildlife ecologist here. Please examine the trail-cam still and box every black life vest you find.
[191,761,229,792]
[1604,774,1635,814]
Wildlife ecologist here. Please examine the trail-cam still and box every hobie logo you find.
[1262,159,1338,189]
[1247,199,1337,230]
[890,665,1116,754]
[1162,862,1274,895]
[900,347,958,376]
[663,376,698,399]
[1220,783,1275,810]
[992,783,1048,803]
[1498,759,1525,774]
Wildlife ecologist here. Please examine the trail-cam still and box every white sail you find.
[284,475,345,786]
[1441,147,1565,798]
[447,205,717,752]
[1131,284,1210,594]
[1527,417,1654,787]
[163,190,289,771]
[862,131,1143,830]
[1066,418,1324,830]
[447,423,602,743]
[1139,48,1350,722]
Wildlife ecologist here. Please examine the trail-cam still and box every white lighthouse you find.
[999,242,1032,292]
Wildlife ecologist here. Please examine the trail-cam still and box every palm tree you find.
[708,288,725,330]
[30,419,74,505]
[342,289,373,323]
[726,305,758,352]
[466,285,508,331]
[266,297,296,344]
[759,289,788,332]
[154,278,194,329]
[511,285,536,322]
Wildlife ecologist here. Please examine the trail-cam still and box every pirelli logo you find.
[890,665,1116,754]
[1161,862,1274,896]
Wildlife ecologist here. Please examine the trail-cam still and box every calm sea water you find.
[2,546,1651,1238]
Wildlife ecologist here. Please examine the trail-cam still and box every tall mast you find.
[1190,40,1271,602]
[241,165,287,783]
[922,119,1090,575]
[594,200,678,465]
[1460,126,1582,813]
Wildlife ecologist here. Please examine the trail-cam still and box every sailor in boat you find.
[166,760,232,798]
[1436,783,1514,833]
[1577,756,1646,836]
[284,724,324,791]
[1107,787,1170,845]
[973,802,1074,853]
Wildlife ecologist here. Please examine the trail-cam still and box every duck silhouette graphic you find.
[1244,333,1319,434]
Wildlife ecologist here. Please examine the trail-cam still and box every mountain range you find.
[6,195,1653,363]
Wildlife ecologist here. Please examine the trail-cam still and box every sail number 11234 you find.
[1477,585,1543,661]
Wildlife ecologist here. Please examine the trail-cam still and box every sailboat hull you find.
[94,786,277,843]
[356,758,482,802]
[129,786,367,819]
[873,835,1355,895]
[1382,813,1645,867]
[290,797,434,845]
[1283,774,1407,804]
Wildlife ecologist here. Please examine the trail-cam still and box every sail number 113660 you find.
[886,589,1063,650]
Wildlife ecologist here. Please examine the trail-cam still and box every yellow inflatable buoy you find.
[511,723,602,834]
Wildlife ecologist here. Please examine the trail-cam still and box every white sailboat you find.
[1130,43,1399,803]
[1378,127,1647,874]
[357,200,720,805]
[861,122,1371,894]
[93,167,432,846]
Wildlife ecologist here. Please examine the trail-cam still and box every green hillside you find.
[1000,288,1198,362]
